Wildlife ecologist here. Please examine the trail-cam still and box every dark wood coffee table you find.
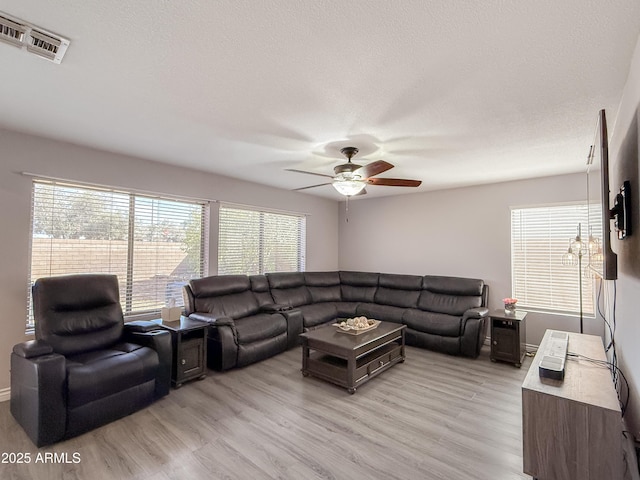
[300,321,406,394]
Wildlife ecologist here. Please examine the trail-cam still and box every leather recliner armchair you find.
[10,274,172,447]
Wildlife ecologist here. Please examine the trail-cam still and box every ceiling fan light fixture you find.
[332,178,366,196]
[289,144,421,195]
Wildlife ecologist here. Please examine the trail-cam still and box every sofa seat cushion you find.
[237,333,288,368]
[403,309,462,337]
[299,303,338,328]
[234,314,287,344]
[66,342,158,409]
[405,328,461,355]
[356,303,405,323]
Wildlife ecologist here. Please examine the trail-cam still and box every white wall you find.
[0,128,340,392]
[338,173,603,345]
[609,33,640,439]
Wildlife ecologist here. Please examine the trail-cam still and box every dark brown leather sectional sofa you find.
[183,271,489,371]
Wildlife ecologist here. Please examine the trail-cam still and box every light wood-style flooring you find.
[0,345,532,480]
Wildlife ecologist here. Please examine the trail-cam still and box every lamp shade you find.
[561,249,578,266]
[332,179,366,196]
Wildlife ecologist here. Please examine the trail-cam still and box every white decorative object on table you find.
[161,306,182,322]
[332,316,380,335]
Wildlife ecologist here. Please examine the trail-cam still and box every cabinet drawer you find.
[355,343,402,382]
[493,319,517,330]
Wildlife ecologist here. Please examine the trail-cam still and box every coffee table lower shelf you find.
[300,323,406,394]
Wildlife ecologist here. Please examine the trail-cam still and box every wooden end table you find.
[489,309,527,367]
[152,316,208,388]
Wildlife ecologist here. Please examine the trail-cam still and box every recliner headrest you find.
[339,271,379,287]
[267,272,305,289]
[189,275,250,297]
[249,275,270,292]
[422,276,484,296]
[379,273,422,290]
[304,271,340,287]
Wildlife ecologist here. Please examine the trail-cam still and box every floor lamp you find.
[561,224,586,333]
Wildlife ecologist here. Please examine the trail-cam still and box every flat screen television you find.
[586,109,617,280]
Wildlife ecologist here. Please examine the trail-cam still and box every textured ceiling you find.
[1,1,639,199]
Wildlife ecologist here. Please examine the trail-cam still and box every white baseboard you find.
[0,387,10,403]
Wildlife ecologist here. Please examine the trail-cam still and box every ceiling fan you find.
[287,147,422,196]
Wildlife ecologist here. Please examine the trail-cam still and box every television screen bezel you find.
[587,109,617,280]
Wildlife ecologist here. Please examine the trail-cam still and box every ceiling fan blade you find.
[286,168,334,179]
[292,183,332,191]
[366,178,422,187]
[355,160,394,178]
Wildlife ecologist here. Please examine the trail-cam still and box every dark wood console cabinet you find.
[522,330,622,479]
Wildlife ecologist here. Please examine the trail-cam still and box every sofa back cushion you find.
[267,272,312,307]
[190,275,250,297]
[249,275,274,307]
[189,275,260,318]
[206,290,260,319]
[33,274,124,356]
[418,276,484,315]
[339,271,379,302]
[305,271,341,303]
[374,273,422,308]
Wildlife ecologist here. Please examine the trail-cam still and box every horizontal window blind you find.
[511,204,594,315]
[218,205,306,275]
[28,180,208,328]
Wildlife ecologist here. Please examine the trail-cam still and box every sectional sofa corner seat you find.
[183,271,488,371]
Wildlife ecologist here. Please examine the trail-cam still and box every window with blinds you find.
[511,203,595,316]
[28,180,208,328]
[218,205,306,275]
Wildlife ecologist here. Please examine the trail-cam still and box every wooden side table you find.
[152,316,208,388]
[489,309,527,367]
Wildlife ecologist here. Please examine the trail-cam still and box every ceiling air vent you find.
[27,28,69,64]
[0,14,27,48]
[0,11,70,64]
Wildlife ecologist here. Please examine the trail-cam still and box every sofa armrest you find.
[124,320,163,333]
[278,308,303,348]
[260,303,293,313]
[10,348,66,447]
[460,315,489,358]
[462,307,489,321]
[188,312,235,326]
[124,330,172,398]
[12,339,53,358]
